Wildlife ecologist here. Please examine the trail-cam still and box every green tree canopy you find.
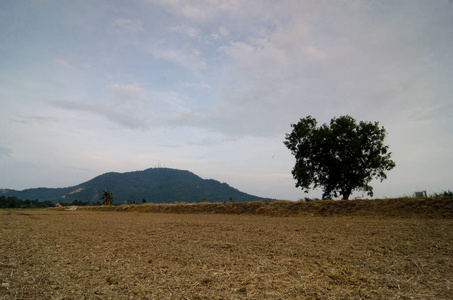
[284,115,395,200]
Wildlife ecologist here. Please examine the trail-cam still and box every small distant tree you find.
[100,189,114,205]
[142,198,147,204]
[284,115,395,200]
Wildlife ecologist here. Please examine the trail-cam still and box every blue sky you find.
[0,0,452,200]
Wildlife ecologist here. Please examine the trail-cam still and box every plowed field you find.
[1,209,452,299]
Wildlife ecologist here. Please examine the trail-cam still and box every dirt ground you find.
[1,209,452,299]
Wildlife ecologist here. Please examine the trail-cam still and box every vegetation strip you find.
[54,197,453,218]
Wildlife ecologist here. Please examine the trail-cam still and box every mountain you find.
[0,168,271,204]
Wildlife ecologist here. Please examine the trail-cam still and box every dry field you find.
[1,209,452,299]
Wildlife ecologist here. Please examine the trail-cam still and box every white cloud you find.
[150,47,207,70]
[54,59,74,69]
[105,83,150,102]
[218,26,229,37]
[304,46,329,61]
[113,18,144,33]
[51,83,200,130]
[13,116,56,125]
[179,82,210,89]
[150,0,241,20]
[169,25,200,37]
[51,84,154,129]
[219,18,311,79]
[53,100,148,129]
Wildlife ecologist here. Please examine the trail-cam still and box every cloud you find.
[411,102,453,122]
[169,25,200,38]
[187,136,236,147]
[113,18,144,33]
[179,82,210,89]
[150,0,285,24]
[105,83,150,102]
[220,17,310,71]
[150,0,241,20]
[150,47,207,70]
[146,1,448,143]
[54,59,74,69]
[13,116,56,125]
[51,84,198,130]
[52,84,153,129]
[159,102,282,139]
[218,26,229,37]
[212,25,230,39]
[54,100,148,129]
[304,46,329,62]
[0,147,12,159]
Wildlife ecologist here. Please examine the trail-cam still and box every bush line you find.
[54,196,453,218]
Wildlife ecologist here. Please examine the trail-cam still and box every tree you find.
[100,189,114,205]
[284,115,395,200]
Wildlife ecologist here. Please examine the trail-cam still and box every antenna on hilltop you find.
[155,162,166,168]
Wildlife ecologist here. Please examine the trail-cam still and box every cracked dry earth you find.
[1,209,452,299]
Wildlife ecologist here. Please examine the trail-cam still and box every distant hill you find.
[0,168,271,204]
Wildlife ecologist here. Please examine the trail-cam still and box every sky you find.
[0,0,452,200]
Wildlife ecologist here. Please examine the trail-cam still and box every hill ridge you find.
[1,168,270,204]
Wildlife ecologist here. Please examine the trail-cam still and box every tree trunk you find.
[342,189,351,200]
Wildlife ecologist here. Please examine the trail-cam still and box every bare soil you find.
[1,209,452,299]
